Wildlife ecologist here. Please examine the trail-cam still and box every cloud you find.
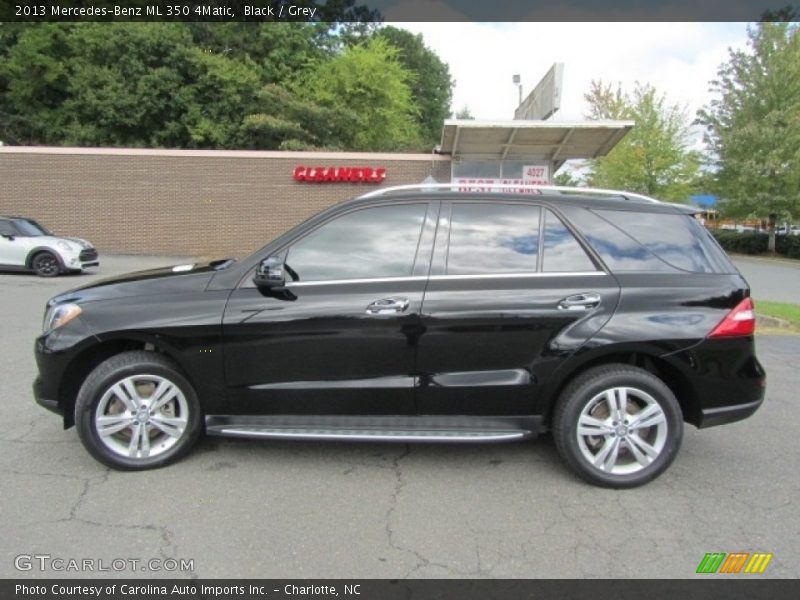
[392,22,750,125]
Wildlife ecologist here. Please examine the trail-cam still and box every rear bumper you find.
[664,337,766,428]
[698,398,763,428]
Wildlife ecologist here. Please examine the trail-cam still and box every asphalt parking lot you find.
[1,255,798,579]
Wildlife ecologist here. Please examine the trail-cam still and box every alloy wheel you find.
[576,386,668,475]
[94,374,189,460]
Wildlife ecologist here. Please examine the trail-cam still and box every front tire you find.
[552,364,683,488]
[75,351,203,470]
[31,251,61,277]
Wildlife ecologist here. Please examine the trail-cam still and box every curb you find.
[757,314,799,332]
[731,254,800,268]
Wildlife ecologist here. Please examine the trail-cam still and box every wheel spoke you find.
[616,388,628,419]
[626,433,659,466]
[128,423,142,457]
[111,380,140,411]
[149,381,179,412]
[605,388,627,421]
[578,414,614,436]
[139,424,150,458]
[630,404,666,430]
[149,414,186,438]
[96,415,136,437]
[604,390,618,420]
[594,436,621,471]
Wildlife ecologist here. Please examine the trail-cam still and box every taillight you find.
[708,298,756,338]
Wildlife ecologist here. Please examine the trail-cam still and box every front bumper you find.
[61,248,99,270]
[33,375,62,416]
[33,325,92,428]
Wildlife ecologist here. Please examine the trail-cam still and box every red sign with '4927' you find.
[293,166,387,184]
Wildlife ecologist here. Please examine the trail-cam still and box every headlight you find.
[43,303,82,333]
[56,240,73,251]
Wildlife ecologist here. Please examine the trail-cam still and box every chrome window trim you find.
[287,276,427,287]
[428,271,605,281]
[285,271,606,287]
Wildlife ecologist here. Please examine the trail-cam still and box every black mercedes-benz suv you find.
[33,185,766,487]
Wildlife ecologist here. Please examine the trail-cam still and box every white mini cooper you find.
[0,216,99,277]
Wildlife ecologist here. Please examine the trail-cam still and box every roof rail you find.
[358,183,661,204]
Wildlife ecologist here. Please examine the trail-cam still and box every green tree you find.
[61,24,200,147]
[453,105,474,119]
[187,23,329,84]
[1,24,74,144]
[300,37,420,151]
[0,19,451,152]
[376,26,453,147]
[554,169,582,187]
[697,22,800,252]
[584,81,700,202]
[241,84,357,150]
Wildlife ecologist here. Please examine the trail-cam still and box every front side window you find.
[0,220,17,237]
[285,204,428,282]
[12,219,49,237]
[447,203,541,275]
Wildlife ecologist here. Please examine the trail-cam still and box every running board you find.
[205,415,540,443]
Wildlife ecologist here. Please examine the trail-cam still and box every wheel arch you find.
[26,246,64,269]
[541,345,701,428]
[58,335,189,428]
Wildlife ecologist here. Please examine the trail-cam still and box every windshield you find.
[12,219,51,237]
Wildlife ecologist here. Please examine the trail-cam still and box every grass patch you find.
[756,300,800,327]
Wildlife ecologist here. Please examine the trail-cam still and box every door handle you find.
[366,297,410,315]
[558,292,601,311]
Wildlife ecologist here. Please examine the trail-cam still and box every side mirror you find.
[253,256,286,290]
[1,234,15,241]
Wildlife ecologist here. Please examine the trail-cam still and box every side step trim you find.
[205,415,540,443]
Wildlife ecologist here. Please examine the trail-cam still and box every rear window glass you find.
[562,208,674,272]
[594,210,735,273]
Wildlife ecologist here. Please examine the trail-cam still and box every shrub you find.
[776,234,800,259]
[710,229,800,259]
[710,230,769,255]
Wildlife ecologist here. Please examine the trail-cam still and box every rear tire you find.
[75,351,203,470]
[552,364,683,488]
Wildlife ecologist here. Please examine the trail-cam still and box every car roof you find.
[339,189,698,216]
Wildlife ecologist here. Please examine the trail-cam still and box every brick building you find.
[0,121,632,258]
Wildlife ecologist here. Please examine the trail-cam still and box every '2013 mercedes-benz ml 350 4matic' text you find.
[33,185,766,487]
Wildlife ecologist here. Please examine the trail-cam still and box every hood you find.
[52,259,235,304]
[35,235,93,250]
[63,236,94,249]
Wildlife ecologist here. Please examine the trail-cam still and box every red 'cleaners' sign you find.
[293,166,387,184]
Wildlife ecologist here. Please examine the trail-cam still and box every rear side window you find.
[447,203,540,275]
[563,208,675,272]
[594,209,734,273]
[542,210,597,272]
